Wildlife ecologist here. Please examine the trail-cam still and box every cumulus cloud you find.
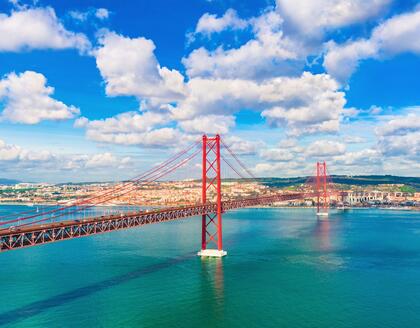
[69,7,110,22]
[342,135,366,144]
[178,115,235,134]
[86,127,182,147]
[184,11,305,79]
[85,152,129,168]
[95,8,109,20]
[87,18,347,144]
[253,160,309,177]
[376,112,420,136]
[277,0,390,37]
[0,71,80,124]
[0,138,55,164]
[75,111,169,133]
[305,140,346,157]
[75,111,183,147]
[194,8,248,36]
[224,135,265,155]
[185,0,390,80]
[324,8,420,81]
[0,139,23,161]
[379,131,420,159]
[376,112,420,158]
[89,33,346,144]
[259,73,345,136]
[62,153,131,171]
[173,72,345,138]
[333,148,381,166]
[0,7,90,52]
[278,138,298,148]
[260,148,295,161]
[0,138,132,174]
[94,31,186,105]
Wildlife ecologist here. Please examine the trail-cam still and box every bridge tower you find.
[198,135,227,257]
[316,161,329,216]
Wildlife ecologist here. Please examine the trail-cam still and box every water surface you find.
[1,206,420,327]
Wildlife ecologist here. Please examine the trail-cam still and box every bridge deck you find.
[0,193,305,252]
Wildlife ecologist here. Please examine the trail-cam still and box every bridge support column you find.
[316,161,329,217]
[198,135,227,257]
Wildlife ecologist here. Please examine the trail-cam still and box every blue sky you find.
[0,0,419,182]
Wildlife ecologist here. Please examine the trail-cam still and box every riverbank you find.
[1,202,418,211]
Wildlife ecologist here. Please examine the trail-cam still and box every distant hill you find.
[330,175,420,187]
[2,175,419,190]
[257,175,420,191]
[0,178,21,185]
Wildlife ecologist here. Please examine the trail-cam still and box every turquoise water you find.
[1,206,420,327]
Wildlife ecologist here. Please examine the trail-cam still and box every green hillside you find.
[257,175,420,191]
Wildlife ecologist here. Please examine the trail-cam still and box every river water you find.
[1,205,420,327]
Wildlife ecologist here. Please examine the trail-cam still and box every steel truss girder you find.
[0,192,317,252]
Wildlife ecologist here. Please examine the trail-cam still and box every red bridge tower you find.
[316,161,329,217]
[198,135,227,257]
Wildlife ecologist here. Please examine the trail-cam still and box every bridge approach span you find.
[0,192,308,252]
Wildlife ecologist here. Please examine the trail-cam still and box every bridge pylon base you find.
[197,249,227,257]
[316,212,329,217]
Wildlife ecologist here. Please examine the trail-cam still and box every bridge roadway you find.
[0,192,308,252]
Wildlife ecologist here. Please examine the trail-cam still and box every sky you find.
[0,0,419,182]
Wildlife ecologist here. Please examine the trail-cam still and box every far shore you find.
[0,202,418,212]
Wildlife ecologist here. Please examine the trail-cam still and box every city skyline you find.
[0,0,419,183]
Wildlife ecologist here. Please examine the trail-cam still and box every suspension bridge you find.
[0,135,338,256]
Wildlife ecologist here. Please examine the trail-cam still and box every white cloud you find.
[333,148,380,165]
[260,148,295,161]
[253,160,309,177]
[324,40,377,83]
[85,152,124,168]
[0,138,55,163]
[278,139,298,148]
[184,11,304,79]
[195,8,248,35]
[69,10,89,22]
[74,111,183,147]
[0,7,90,52]
[376,112,420,158]
[305,140,346,157]
[185,0,390,80]
[260,73,345,136]
[379,132,420,158]
[90,23,345,143]
[178,115,235,134]
[94,31,186,104]
[224,135,265,155]
[376,112,420,136]
[0,71,80,124]
[95,8,109,20]
[19,149,54,162]
[173,72,345,139]
[0,138,132,174]
[342,135,366,144]
[277,0,390,37]
[0,139,22,161]
[86,127,182,147]
[324,8,420,81]
[75,111,169,133]
[69,7,109,22]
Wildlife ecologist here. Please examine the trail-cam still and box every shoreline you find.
[245,206,419,211]
[0,202,418,211]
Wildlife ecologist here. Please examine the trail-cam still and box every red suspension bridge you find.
[0,135,340,255]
